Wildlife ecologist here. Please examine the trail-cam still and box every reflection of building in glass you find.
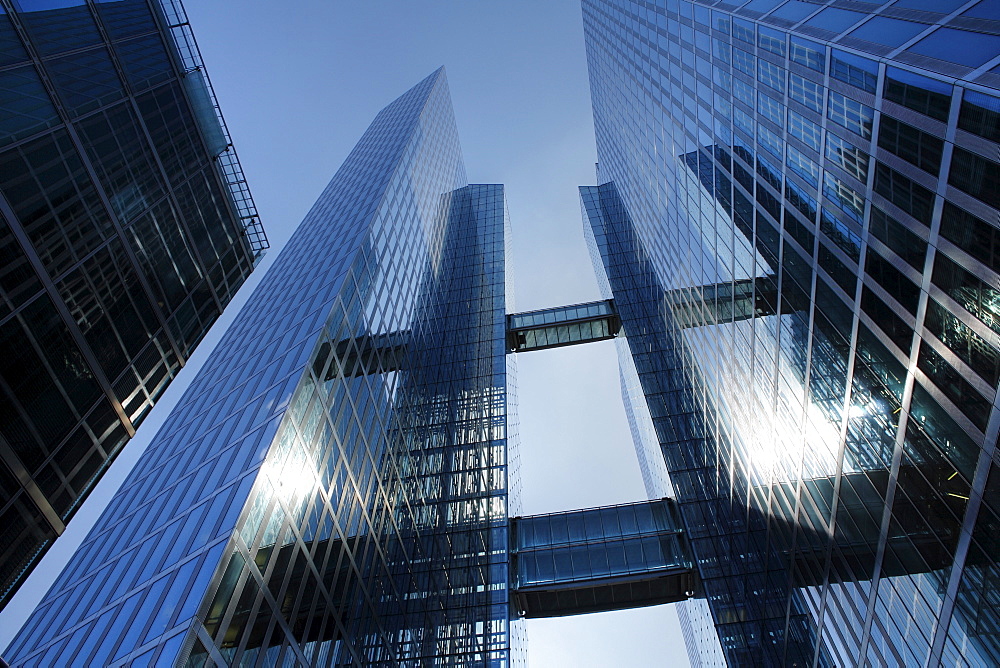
[582,0,1000,665]
[0,0,266,610]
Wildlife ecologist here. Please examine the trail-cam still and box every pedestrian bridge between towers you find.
[509,499,698,618]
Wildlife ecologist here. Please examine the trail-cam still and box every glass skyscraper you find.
[0,0,266,611]
[4,68,524,667]
[582,0,1000,665]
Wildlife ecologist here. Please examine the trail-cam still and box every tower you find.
[0,0,266,611]
[4,69,523,666]
[582,0,1000,665]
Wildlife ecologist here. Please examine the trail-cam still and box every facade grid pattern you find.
[583,0,1000,665]
[0,0,266,612]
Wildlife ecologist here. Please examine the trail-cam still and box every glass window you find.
[861,287,914,354]
[830,50,878,93]
[788,109,821,150]
[958,90,1000,143]
[733,17,755,44]
[873,162,935,225]
[789,35,825,71]
[0,65,60,147]
[933,252,1000,336]
[877,116,944,175]
[789,73,823,111]
[924,298,1000,386]
[869,205,926,270]
[733,47,755,76]
[865,249,920,315]
[755,92,781,127]
[939,202,1000,275]
[757,59,785,93]
[824,172,865,224]
[885,67,952,122]
[909,28,1000,68]
[771,0,819,23]
[758,25,786,56]
[757,122,783,159]
[804,7,867,33]
[895,0,970,11]
[917,345,991,431]
[787,144,819,186]
[962,1,1000,20]
[949,148,1000,210]
[848,17,929,48]
[828,91,874,138]
[826,132,870,182]
[742,0,784,14]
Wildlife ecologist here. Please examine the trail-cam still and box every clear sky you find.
[0,2,691,664]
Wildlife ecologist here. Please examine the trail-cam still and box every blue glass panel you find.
[804,7,867,33]
[789,34,825,71]
[769,0,819,23]
[894,0,968,11]
[831,50,878,93]
[741,0,784,14]
[909,28,1000,67]
[848,17,929,47]
[963,1,1000,20]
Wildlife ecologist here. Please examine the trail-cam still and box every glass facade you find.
[0,0,266,611]
[4,68,524,667]
[583,0,1000,665]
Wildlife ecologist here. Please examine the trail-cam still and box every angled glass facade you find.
[4,68,524,667]
[0,0,266,611]
[583,0,1000,665]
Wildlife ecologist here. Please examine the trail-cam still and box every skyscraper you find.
[0,0,266,610]
[582,0,1000,665]
[4,68,525,667]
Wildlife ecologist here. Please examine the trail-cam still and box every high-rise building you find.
[4,68,528,667]
[0,0,266,610]
[582,0,1000,665]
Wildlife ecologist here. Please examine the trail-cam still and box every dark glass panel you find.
[873,162,935,226]
[865,250,920,315]
[0,130,115,277]
[939,202,1000,275]
[56,239,159,381]
[884,67,951,122]
[13,1,102,56]
[877,116,944,176]
[861,286,913,354]
[868,205,926,270]
[917,344,991,431]
[949,148,1000,210]
[92,0,157,40]
[0,215,43,319]
[830,50,877,93]
[113,33,173,91]
[0,12,30,66]
[924,298,1000,385]
[0,65,60,147]
[76,101,165,223]
[932,253,1000,337]
[45,46,124,118]
[958,90,1000,143]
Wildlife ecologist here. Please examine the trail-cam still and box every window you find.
[828,92,873,138]
[757,123,783,159]
[848,17,928,48]
[788,110,821,150]
[831,50,878,93]
[758,26,786,56]
[877,116,944,175]
[884,67,951,122]
[789,73,822,111]
[865,249,920,315]
[827,132,870,182]
[909,28,1000,68]
[958,90,1000,143]
[757,91,783,125]
[873,162,935,225]
[824,173,865,224]
[869,205,926,270]
[932,253,1000,336]
[733,48,755,76]
[787,144,819,186]
[790,35,825,71]
[939,202,1000,274]
[757,59,785,93]
[949,148,1000,210]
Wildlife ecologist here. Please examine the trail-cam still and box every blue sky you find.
[1,2,690,664]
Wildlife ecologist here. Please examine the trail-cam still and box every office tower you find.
[0,0,266,610]
[4,68,526,667]
[582,0,1000,666]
